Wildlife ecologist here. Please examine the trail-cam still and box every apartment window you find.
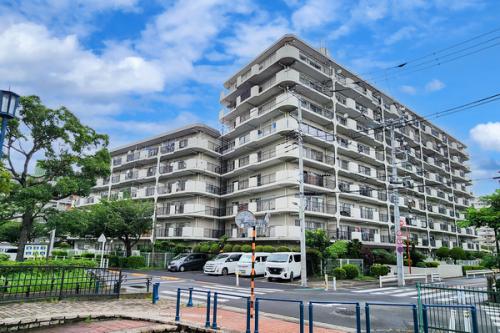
[359,186,372,197]
[161,141,175,153]
[337,137,349,148]
[179,139,188,149]
[338,181,351,192]
[340,202,352,217]
[303,147,323,162]
[358,165,371,176]
[178,160,186,169]
[238,179,249,190]
[305,196,324,212]
[256,198,275,211]
[146,186,155,196]
[357,143,370,154]
[147,166,156,177]
[148,147,158,157]
[113,157,122,166]
[340,159,349,170]
[177,180,186,191]
[239,133,250,144]
[258,173,276,186]
[239,155,250,167]
[360,206,374,220]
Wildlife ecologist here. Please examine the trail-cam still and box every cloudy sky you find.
[0,0,498,195]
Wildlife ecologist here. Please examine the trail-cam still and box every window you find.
[358,165,371,176]
[179,139,188,148]
[293,254,301,262]
[360,206,374,219]
[340,159,349,170]
[239,155,249,167]
[337,137,349,148]
[340,202,352,216]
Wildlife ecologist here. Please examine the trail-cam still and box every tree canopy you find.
[0,95,110,260]
[48,199,154,257]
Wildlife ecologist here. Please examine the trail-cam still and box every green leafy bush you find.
[462,265,486,276]
[416,262,427,268]
[223,244,234,252]
[0,253,10,261]
[276,246,290,252]
[1,258,96,267]
[255,245,264,252]
[199,243,210,253]
[192,244,201,252]
[109,255,120,267]
[81,253,95,259]
[263,245,276,253]
[174,244,190,254]
[290,246,300,252]
[51,250,68,257]
[481,255,497,268]
[232,245,242,252]
[343,264,359,279]
[370,264,390,277]
[326,240,348,259]
[332,267,346,279]
[119,256,145,268]
[241,244,252,252]
[450,247,466,263]
[372,249,396,265]
[425,261,440,268]
[209,243,220,254]
[435,247,450,260]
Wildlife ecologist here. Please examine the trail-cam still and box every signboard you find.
[98,234,107,243]
[24,244,48,259]
[235,210,256,228]
[396,217,406,254]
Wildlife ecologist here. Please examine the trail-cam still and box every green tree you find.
[449,247,466,264]
[0,163,11,195]
[0,221,20,243]
[48,199,153,257]
[435,247,450,260]
[459,190,500,257]
[326,240,348,259]
[306,229,330,257]
[347,239,363,258]
[0,96,110,261]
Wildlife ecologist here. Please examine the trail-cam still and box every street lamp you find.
[0,90,20,159]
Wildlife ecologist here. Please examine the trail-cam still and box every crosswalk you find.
[351,286,486,301]
[161,283,283,304]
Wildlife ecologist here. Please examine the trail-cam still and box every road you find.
[122,270,489,332]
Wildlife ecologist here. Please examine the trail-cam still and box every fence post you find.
[333,276,336,291]
[58,269,66,300]
[164,253,167,269]
[175,288,181,322]
[412,304,419,333]
[470,306,479,333]
[205,291,211,328]
[146,278,151,293]
[417,283,423,333]
[254,299,260,333]
[187,287,193,307]
[299,301,304,333]
[212,292,218,329]
[245,297,251,333]
[365,303,370,333]
[152,282,160,304]
[308,302,314,333]
[422,305,428,333]
[355,303,361,333]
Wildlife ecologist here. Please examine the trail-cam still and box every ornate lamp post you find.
[0,90,20,159]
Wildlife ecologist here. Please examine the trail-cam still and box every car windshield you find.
[239,254,252,263]
[172,254,188,260]
[267,254,289,262]
[213,254,229,261]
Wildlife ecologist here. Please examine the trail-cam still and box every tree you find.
[0,163,10,195]
[347,239,363,258]
[48,199,153,257]
[449,247,466,264]
[0,221,20,243]
[326,240,348,259]
[435,247,450,261]
[305,229,330,256]
[0,96,110,261]
[459,190,500,257]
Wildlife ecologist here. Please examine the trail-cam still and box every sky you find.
[0,0,498,195]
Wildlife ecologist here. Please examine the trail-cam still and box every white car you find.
[237,252,270,276]
[203,252,243,275]
[265,252,301,281]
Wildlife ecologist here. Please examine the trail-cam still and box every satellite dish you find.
[235,210,256,228]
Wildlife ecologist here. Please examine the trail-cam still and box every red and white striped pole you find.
[250,225,256,318]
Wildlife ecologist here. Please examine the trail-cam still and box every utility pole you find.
[390,120,405,287]
[297,98,308,287]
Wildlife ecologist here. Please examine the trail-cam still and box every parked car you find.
[237,252,270,276]
[168,253,209,272]
[203,252,243,275]
[0,244,17,261]
[265,252,301,281]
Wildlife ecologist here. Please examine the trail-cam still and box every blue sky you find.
[0,0,498,195]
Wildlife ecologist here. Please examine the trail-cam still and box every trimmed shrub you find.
[255,245,264,252]
[120,256,146,268]
[223,244,233,252]
[109,255,120,267]
[481,255,497,268]
[174,244,190,254]
[276,246,290,252]
[326,240,348,259]
[372,249,396,265]
[0,253,10,261]
[81,253,95,259]
[343,264,359,279]
[199,243,210,253]
[52,250,68,257]
[435,247,450,260]
[425,261,440,268]
[450,247,466,263]
[332,267,346,280]
[290,246,300,252]
[232,245,242,252]
[241,244,252,252]
[263,245,276,253]
[192,244,201,253]
[416,262,427,268]
[370,264,390,277]
[462,265,486,276]
[209,243,220,254]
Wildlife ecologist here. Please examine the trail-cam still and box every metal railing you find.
[255,297,304,333]
[0,266,122,303]
[365,302,417,333]
[309,301,360,333]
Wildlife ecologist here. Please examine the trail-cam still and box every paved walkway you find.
[26,319,160,333]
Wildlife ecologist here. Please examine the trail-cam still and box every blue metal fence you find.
[212,292,251,333]
[308,301,361,333]
[365,302,418,333]
[174,287,211,328]
[255,297,304,333]
[422,304,479,333]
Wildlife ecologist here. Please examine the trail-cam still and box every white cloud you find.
[385,26,416,45]
[291,0,342,31]
[400,85,417,95]
[470,122,500,151]
[425,79,446,92]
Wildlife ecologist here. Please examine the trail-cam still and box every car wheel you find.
[267,277,273,282]
[222,268,228,276]
[179,265,185,272]
[289,272,294,282]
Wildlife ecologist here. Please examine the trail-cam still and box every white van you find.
[237,252,270,276]
[265,252,301,281]
[203,252,243,275]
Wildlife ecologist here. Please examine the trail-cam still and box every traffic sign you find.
[98,234,107,243]
[235,210,256,228]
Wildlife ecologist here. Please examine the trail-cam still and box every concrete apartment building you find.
[77,34,478,252]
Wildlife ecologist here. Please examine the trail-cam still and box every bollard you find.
[299,301,304,333]
[245,297,251,333]
[236,271,239,287]
[308,302,314,333]
[146,278,151,293]
[470,306,479,333]
[212,293,218,329]
[254,299,260,333]
[205,291,211,328]
[324,274,328,291]
[152,282,160,304]
[333,276,336,291]
[411,305,418,333]
[175,288,181,322]
[187,287,193,307]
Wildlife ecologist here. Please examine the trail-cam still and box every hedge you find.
[81,253,95,259]
[262,245,276,253]
[276,246,290,252]
[370,264,390,277]
[343,264,359,279]
[232,245,242,252]
[332,267,346,279]
[119,256,146,268]
[0,254,10,261]
[424,261,440,268]
[241,245,252,252]
[462,265,486,276]
[51,250,69,257]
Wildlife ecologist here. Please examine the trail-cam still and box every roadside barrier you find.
[308,301,360,333]
[422,304,479,333]
[174,288,211,328]
[212,292,251,333]
[365,302,418,333]
[255,297,304,333]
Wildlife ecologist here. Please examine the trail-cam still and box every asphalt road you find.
[122,270,489,332]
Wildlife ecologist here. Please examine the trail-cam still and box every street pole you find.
[251,225,256,317]
[390,122,405,287]
[297,101,308,287]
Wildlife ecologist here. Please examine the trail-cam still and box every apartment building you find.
[79,34,478,252]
